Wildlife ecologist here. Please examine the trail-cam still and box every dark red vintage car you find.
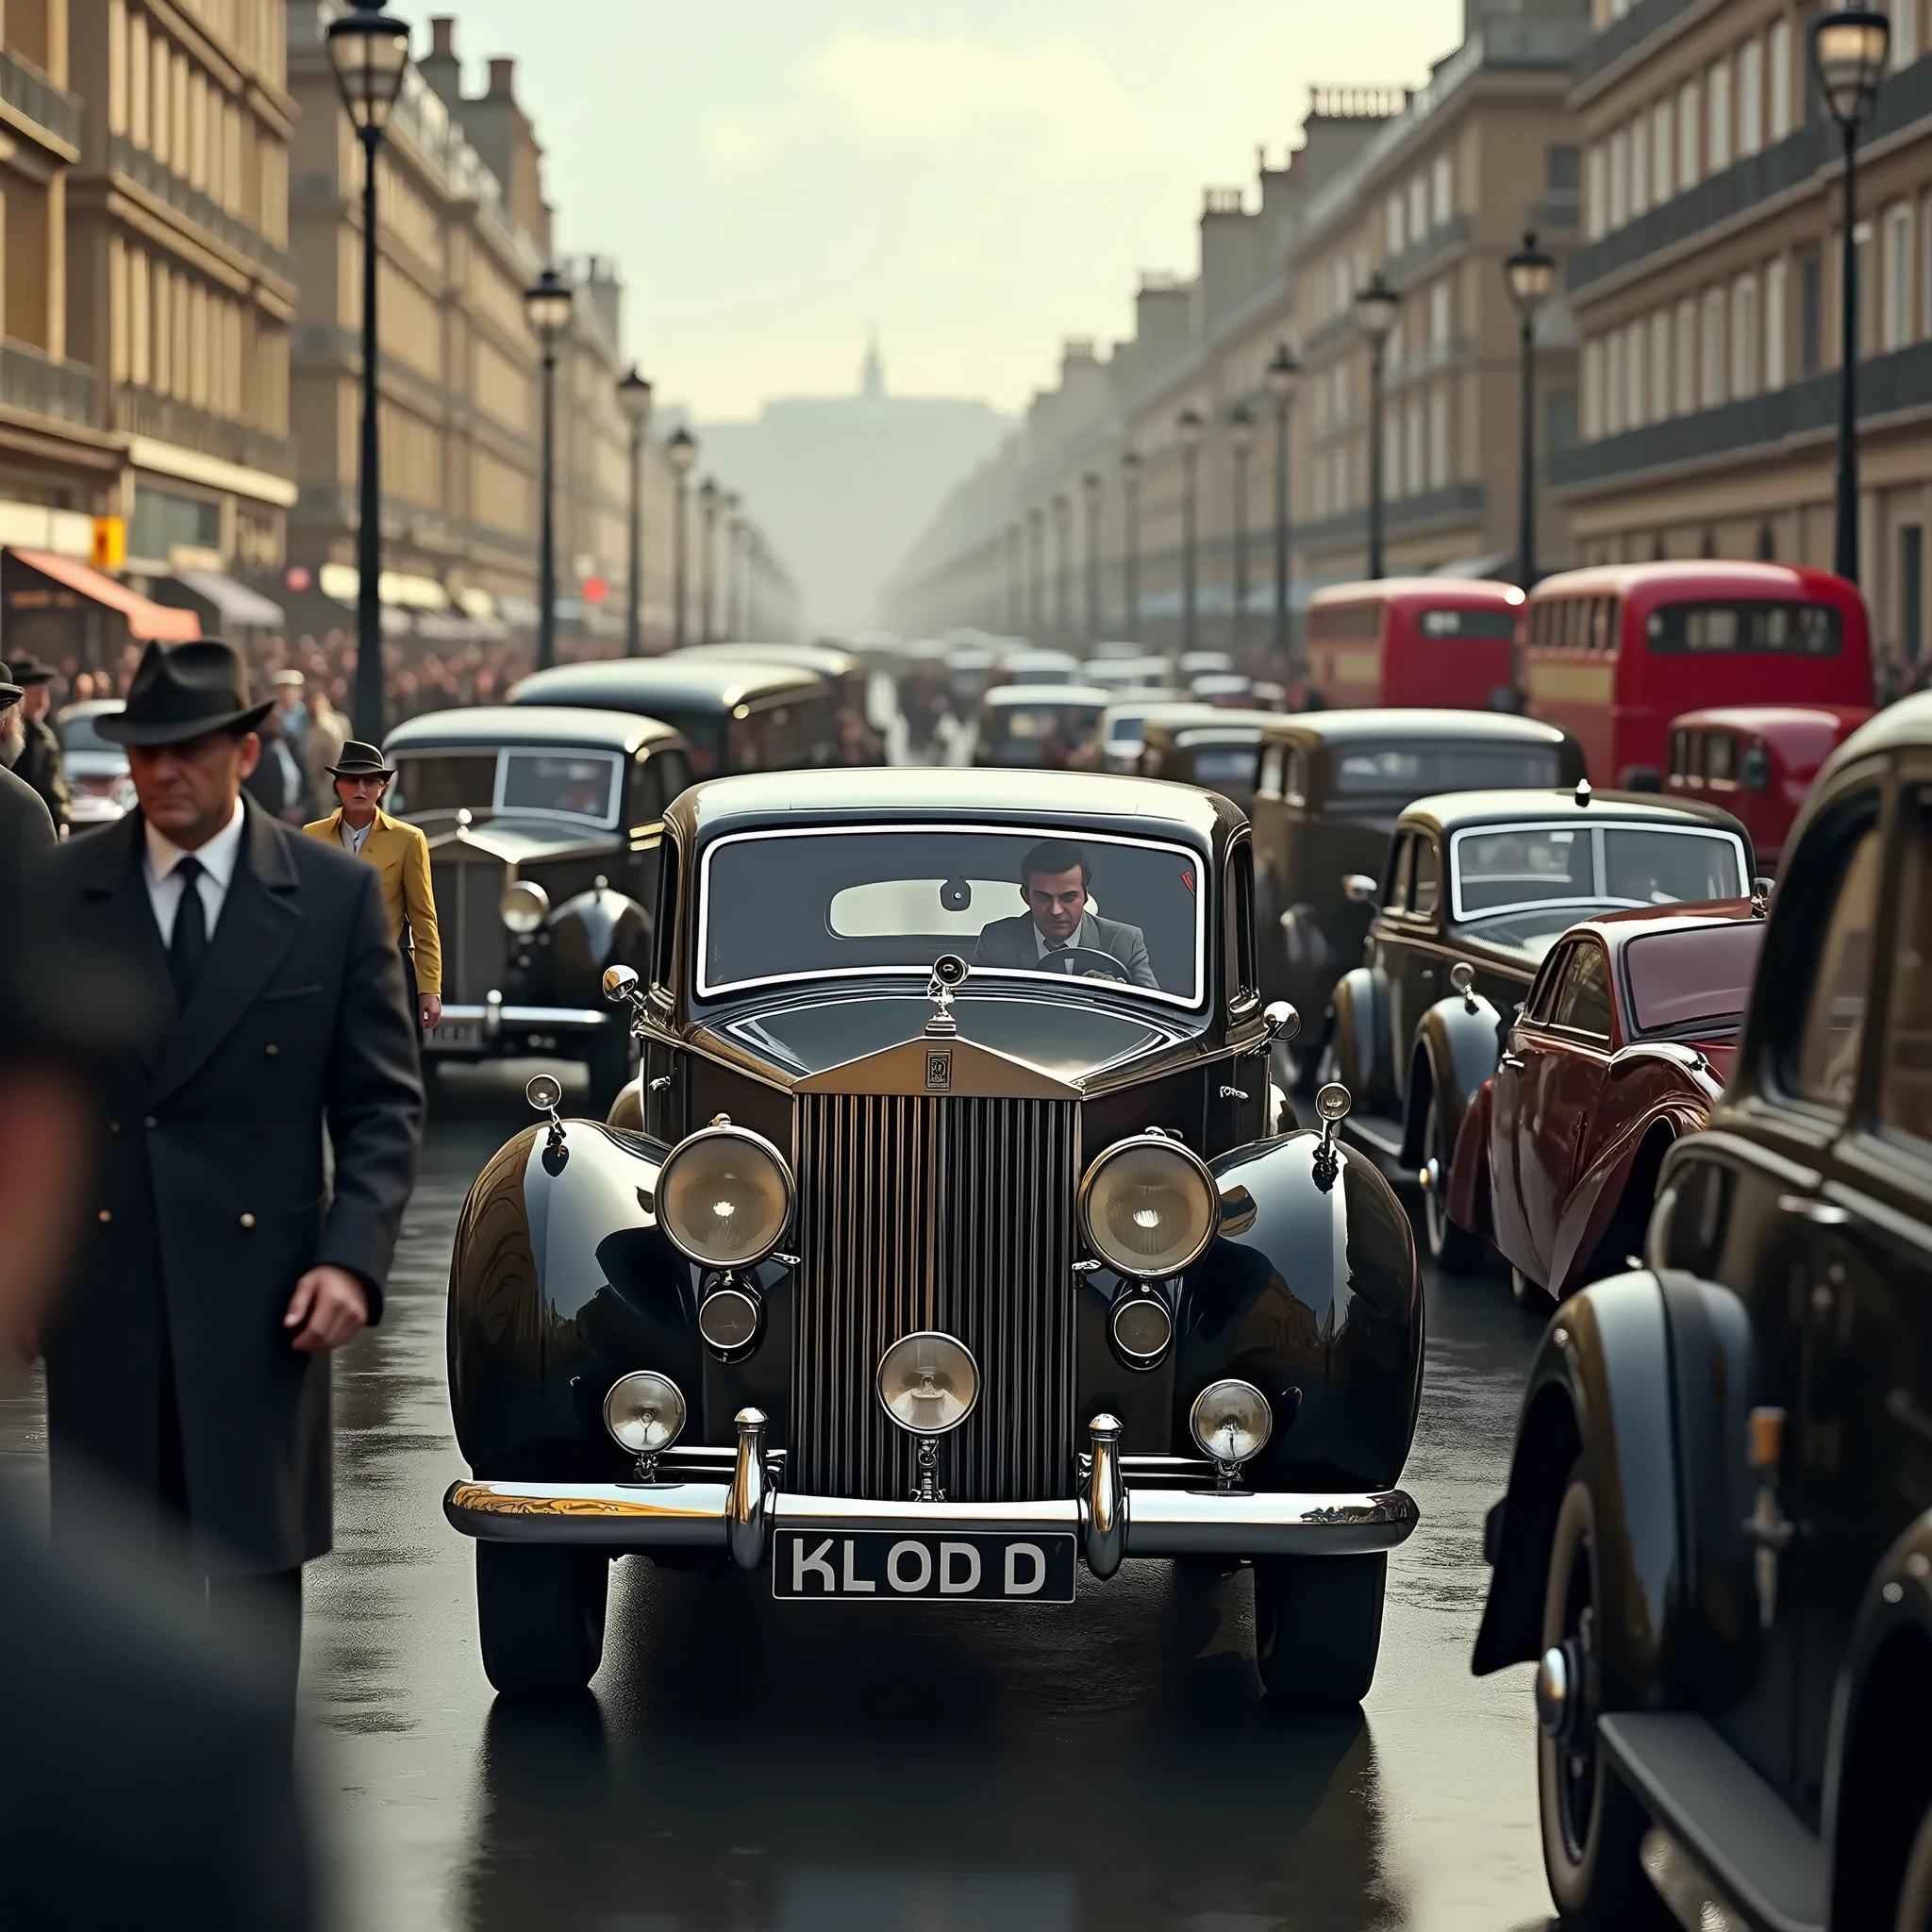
[1442,899,1766,1307]
[1664,702,1873,870]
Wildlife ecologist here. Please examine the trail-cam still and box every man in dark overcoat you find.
[34,637,424,1715]
[11,653,70,834]
[0,658,57,859]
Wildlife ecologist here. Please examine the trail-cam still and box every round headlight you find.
[876,1330,978,1436]
[655,1124,794,1268]
[499,878,550,935]
[1109,1291,1174,1366]
[1190,1377,1274,1466]
[1078,1134,1220,1278]
[603,1370,686,1457]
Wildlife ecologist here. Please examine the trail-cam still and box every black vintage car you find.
[512,656,835,779]
[441,768,1424,1707]
[1473,691,1932,1932]
[1137,708,1289,813]
[384,705,691,1112]
[671,639,874,727]
[1249,709,1585,1073]
[1322,784,1752,1274]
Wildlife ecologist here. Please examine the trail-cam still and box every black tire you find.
[1253,1552,1387,1709]
[1539,1464,1671,1929]
[1423,1093,1484,1274]
[584,1023,636,1121]
[475,1541,608,1699]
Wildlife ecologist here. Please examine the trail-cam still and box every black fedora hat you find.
[8,654,55,684]
[95,639,273,746]
[0,661,22,708]
[325,740,393,779]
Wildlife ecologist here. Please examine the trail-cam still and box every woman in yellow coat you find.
[303,741,441,1033]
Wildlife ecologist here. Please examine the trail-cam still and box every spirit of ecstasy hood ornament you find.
[924,953,968,1036]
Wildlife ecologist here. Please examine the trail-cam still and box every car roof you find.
[1668,703,1873,733]
[1309,576,1524,605]
[671,641,864,678]
[1813,686,1932,769]
[1259,708,1572,747]
[982,683,1111,707]
[1571,898,1763,949]
[1153,710,1287,742]
[666,764,1239,845]
[385,704,680,756]
[510,658,826,709]
[1527,558,1856,602]
[1399,787,1752,837]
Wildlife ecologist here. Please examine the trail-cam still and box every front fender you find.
[1181,1129,1424,1493]
[1546,1101,1699,1302]
[1404,991,1504,1166]
[1445,1076,1494,1241]
[548,885,650,1008]
[1329,966,1392,1108]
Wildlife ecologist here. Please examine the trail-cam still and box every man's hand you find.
[284,1265,369,1353]
[418,994,441,1031]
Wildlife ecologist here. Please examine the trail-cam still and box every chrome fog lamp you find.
[1190,1377,1273,1480]
[603,1370,686,1473]
[876,1330,979,1436]
[697,1282,761,1357]
[1079,1133,1220,1278]
[656,1124,794,1268]
[499,878,550,934]
[1109,1291,1174,1367]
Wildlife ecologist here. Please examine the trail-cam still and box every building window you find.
[1608,125,1630,230]
[1800,245,1823,375]
[1770,17,1793,140]
[1678,79,1702,192]
[1406,401,1424,496]
[1708,59,1732,173]
[1583,337,1605,440]
[1885,201,1914,350]
[1409,173,1428,242]
[130,484,221,561]
[1386,192,1406,257]
[1766,256,1789,390]
[1651,308,1673,419]
[1430,278,1451,350]
[1384,412,1403,495]
[1652,98,1674,208]
[1732,274,1759,396]
[1432,152,1454,225]
[1428,388,1450,488]
[1607,329,1626,436]
[1546,390,1577,456]
[1701,287,1727,407]
[1674,298,1698,413]
[1896,0,1921,69]
[1739,38,1763,156]
[1587,143,1607,240]
[1629,113,1649,215]
[1856,219,1875,358]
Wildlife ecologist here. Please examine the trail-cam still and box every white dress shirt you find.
[143,796,246,947]
[1034,910,1095,958]
[339,816,373,856]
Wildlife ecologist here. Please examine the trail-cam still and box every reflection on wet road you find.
[4,1066,1557,1930]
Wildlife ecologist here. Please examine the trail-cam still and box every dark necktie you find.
[169,856,208,1009]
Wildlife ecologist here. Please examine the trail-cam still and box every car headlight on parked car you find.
[876,1331,979,1435]
[603,1370,686,1457]
[1078,1133,1220,1278]
[655,1124,794,1269]
[498,879,550,934]
[1190,1378,1273,1468]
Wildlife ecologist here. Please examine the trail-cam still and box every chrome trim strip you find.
[433,1004,608,1028]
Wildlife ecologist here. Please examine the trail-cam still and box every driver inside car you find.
[973,839,1158,988]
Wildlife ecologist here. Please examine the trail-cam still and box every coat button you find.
[97,1209,111,1224]
[239,1212,256,1229]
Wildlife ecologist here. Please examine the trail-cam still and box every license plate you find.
[426,1022,481,1050]
[772,1529,1077,1603]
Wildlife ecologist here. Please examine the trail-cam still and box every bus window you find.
[1418,608,1517,639]
[1646,601,1843,655]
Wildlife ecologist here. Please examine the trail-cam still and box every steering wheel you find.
[1039,944,1132,983]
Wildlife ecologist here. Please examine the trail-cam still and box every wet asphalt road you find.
[1,1064,1557,1931]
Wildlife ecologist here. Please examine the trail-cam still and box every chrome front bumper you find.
[427,998,608,1050]
[443,1411,1420,1577]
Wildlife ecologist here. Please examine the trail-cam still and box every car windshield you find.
[1332,741,1563,797]
[1186,744,1259,788]
[58,706,123,753]
[1451,821,1743,921]
[391,752,495,813]
[699,825,1206,1007]
[1624,921,1764,1034]
[987,706,1105,766]
[500,750,620,824]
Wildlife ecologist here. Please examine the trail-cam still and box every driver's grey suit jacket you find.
[972,911,1158,989]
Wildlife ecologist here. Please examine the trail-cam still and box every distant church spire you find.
[860,326,884,399]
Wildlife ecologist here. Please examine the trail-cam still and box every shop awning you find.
[162,569,285,629]
[7,549,200,641]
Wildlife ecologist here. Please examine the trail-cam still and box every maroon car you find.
[1443,899,1766,1307]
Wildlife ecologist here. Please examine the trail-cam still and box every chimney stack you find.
[430,16,454,55]
[488,58,515,98]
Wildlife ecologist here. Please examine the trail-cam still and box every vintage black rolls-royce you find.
[511,656,834,779]
[441,769,1424,1706]
[385,705,690,1111]
[1473,691,1932,1932]
[1322,784,1752,1274]
[1249,708,1585,1080]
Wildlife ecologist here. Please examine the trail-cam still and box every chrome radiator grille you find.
[791,1094,1081,1503]
[431,858,508,1004]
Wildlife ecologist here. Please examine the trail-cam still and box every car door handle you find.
[1776,1193,1851,1225]
[1500,1052,1526,1070]
[1420,967,1435,979]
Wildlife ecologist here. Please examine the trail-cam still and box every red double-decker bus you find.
[1303,577,1522,711]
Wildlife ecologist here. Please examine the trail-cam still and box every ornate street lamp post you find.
[1351,272,1401,580]
[1082,471,1103,645]
[1504,231,1557,591]
[697,477,719,643]
[1264,341,1299,659]
[1121,448,1141,643]
[1227,403,1255,654]
[1813,7,1890,583]
[617,365,652,655]
[667,427,696,646]
[1176,408,1203,657]
[524,266,574,671]
[326,3,411,737]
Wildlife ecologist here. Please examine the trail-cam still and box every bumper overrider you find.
[443,1410,1421,1579]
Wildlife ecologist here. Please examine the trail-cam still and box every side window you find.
[1386,833,1415,913]
[1880,786,1932,1147]
[654,748,691,806]
[1704,731,1736,782]
[1525,943,1572,1024]
[631,757,665,827]
[1257,744,1286,800]
[1227,841,1257,1007]
[1788,803,1885,1111]
[1411,837,1441,919]
[651,834,682,995]
[1552,940,1613,1040]
[1285,749,1309,805]
[1670,729,1692,779]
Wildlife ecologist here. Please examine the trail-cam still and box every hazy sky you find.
[441,1,1462,421]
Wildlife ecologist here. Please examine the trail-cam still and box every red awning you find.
[8,549,201,642]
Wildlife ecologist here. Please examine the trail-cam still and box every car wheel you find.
[585,1024,637,1120]
[1513,1265,1556,1314]
[1253,1552,1386,1709]
[1423,1094,1483,1274]
[1538,1463,1671,1928]
[1896,1800,1932,1932]
[475,1541,608,1699]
